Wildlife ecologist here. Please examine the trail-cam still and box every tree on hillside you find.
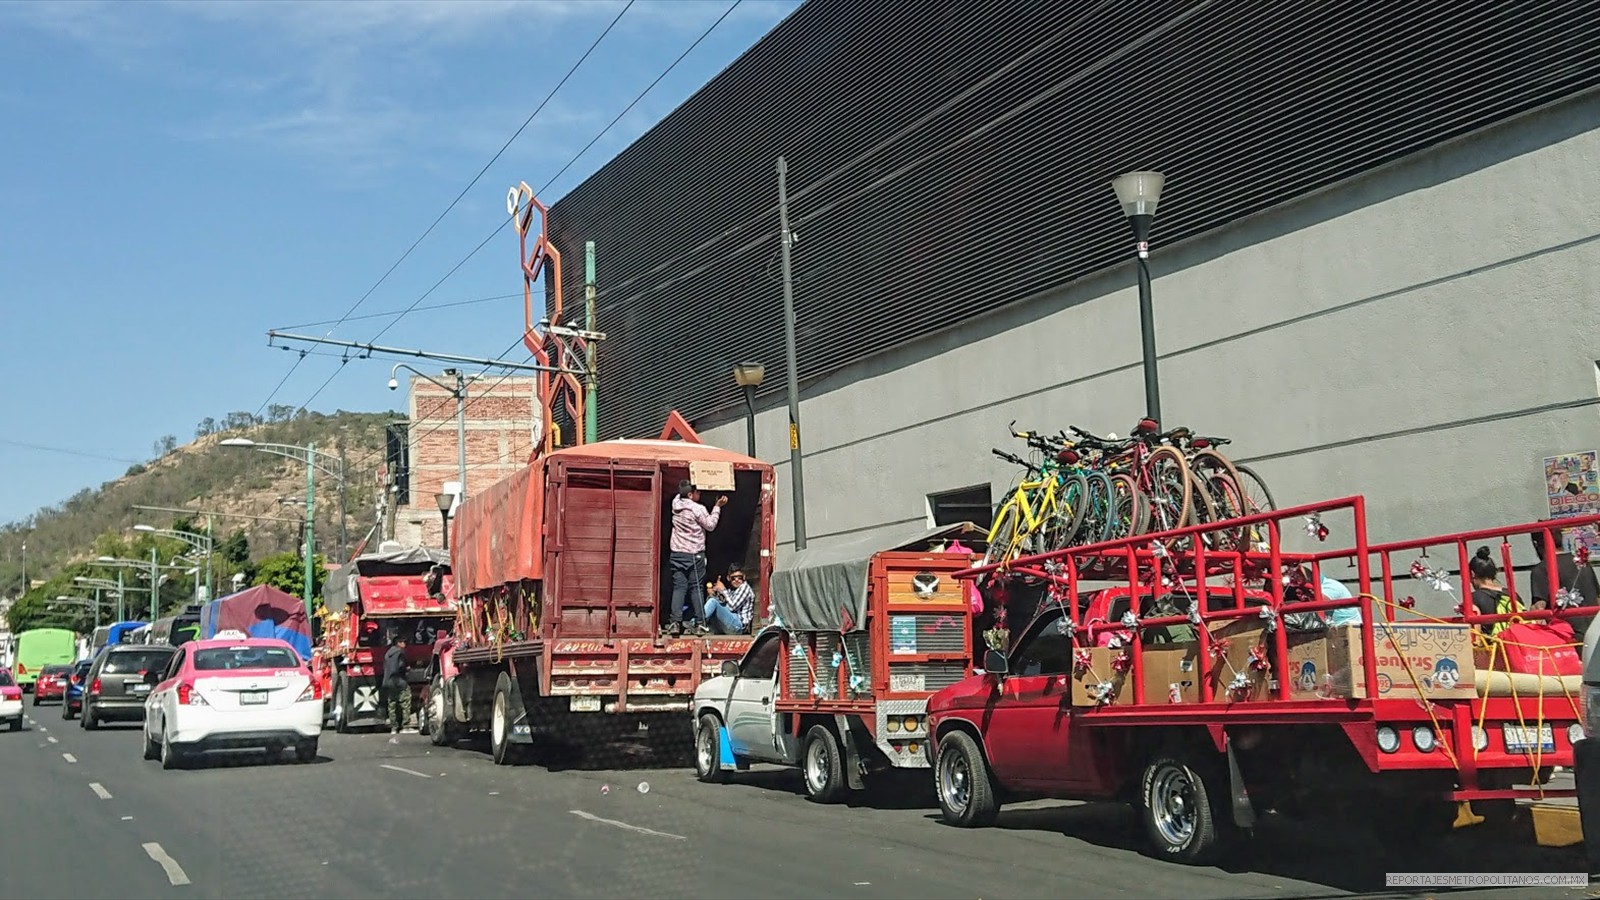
[219,528,250,566]
[223,411,261,431]
[153,434,178,457]
[267,404,296,423]
[252,551,327,600]
[195,417,218,438]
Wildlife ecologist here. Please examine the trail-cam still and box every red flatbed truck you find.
[928,496,1595,863]
[314,548,456,732]
[429,416,771,765]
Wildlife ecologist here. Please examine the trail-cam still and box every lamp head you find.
[219,438,255,448]
[436,491,455,513]
[732,361,766,388]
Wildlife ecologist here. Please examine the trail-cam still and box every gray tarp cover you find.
[770,521,985,633]
[324,547,450,613]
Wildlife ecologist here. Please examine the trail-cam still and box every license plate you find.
[1503,724,1554,752]
[132,683,150,694]
[569,696,602,713]
[240,691,268,706]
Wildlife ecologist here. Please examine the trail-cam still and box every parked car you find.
[0,668,21,731]
[82,644,177,731]
[142,637,323,769]
[62,659,93,720]
[1576,617,1600,877]
[32,664,73,706]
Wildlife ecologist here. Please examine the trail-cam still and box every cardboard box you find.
[1283,630,1343,700]
[1325,622,1476,700]
[1140,642,1201,704]
[1206,619,1276,702]
[1071,646,1134,707]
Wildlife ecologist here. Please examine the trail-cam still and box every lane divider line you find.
[62,752,77,763]
[568,809,686,840]
[48,736,58,744]
[143,842,191,886]
[379,763,432,779]
[89,782,113,800]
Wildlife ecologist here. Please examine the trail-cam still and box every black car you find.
[82,644,176,731]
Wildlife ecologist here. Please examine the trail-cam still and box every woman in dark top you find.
[1469,546,1514,636]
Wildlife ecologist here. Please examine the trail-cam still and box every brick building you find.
[390,374,541,549]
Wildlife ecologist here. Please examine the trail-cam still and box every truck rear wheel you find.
[803,725,847,803]
[694,713,730,784]
[1140,752,1231,864]
[490,672,524,766]
[429,673,458,747]
[333,674,352,734]
[936,730,999,827]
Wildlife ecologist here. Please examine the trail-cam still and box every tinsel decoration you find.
[1305,512,1329,542]
[1227,671,1252,697]
[1258,605,1279,632]
[1110,650,1133,674]
[1398,595,1416,610]
[1120,610,1140,630]
[1557,587,1578,610]
[1248,643,1271,672]
[1410,557,1454,594]
[1055,616,1075,636]
[830,651,842,670]
[1091,681,1118,705]
[1188,603,1203,625]
[1073,648,1093,675]
[1577,544,1591,567]
[1208,638,1231,661]
[1149,541,1169,558]
[848,674,866,692]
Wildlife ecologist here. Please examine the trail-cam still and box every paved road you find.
[0,705,1592,900]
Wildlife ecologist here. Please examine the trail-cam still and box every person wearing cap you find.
[667,479,727,636]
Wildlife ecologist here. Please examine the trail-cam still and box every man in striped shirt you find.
[706,567,755,635]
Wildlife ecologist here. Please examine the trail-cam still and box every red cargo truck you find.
[315,548,455,732]
[429,415,771,765]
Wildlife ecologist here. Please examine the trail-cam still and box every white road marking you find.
[62,752,77,763]
[89,782,113,800]
[121,816,133,821]
[47,736,58,744]
[142,842,191,886]
[38,726,46,732]
[379,763,432,779]
[568,809,686,840]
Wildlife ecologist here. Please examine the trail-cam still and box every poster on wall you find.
[1544,450,1600,555]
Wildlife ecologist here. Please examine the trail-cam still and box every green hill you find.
[2,409,399,633]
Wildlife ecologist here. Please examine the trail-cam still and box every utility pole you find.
[116,570,124,622]
[337,446,349,562]
[149,546,159,621]
[776,156,808,551]
[303,441,317,627]
[585,241,598,444]
[454,370,468,495]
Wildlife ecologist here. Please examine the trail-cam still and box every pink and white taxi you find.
[142,634,323,769]
[1,667,22,731]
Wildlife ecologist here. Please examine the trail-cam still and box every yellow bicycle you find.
[984,436,1087,567]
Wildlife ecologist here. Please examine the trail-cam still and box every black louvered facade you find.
[547,0,1600,441]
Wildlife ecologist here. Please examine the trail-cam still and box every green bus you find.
[14,628,77,691]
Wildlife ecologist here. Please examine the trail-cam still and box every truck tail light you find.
[176,682,208,706]
[297,681,322,703]
[15,663,25,675]
[90,678,102,696]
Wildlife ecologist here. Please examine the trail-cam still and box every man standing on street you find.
[383,634,411,743]
[667,480,727,636]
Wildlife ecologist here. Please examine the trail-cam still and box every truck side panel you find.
[545,462,660,637]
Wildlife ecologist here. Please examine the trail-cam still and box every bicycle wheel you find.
[1042,471,1089,552]
[1076,469,1116,546]
[1233,464,1277,513]
[1110,473,1148,539]
[1141,445,1194,532]
[984,498,1025,567]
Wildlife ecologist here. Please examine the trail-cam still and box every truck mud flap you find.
[1226,735,1256,830]
[835,714,866,791]
[718,725,739,772]
[507,660,538,744]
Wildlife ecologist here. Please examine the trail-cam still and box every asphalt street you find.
[1,704,1594,900]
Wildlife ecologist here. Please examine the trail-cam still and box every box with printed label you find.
[1283,630,1341,700]
[1324,622,1475,700]
[1070,646,1134,707]
[1205,619,1275,702]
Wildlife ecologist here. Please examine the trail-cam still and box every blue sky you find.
[0,0,802,524]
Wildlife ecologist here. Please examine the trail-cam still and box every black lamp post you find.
[435,492,454,553]
[1112,170,1166,427]
[732,362,766,458]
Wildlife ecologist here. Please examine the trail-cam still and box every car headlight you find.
[1570,723,1586,746]
[1412,726,1436,753]
[1377,726,1400,753]
[1472,725,1489,751]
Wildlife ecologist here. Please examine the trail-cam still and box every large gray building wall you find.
[698,92,1600,574]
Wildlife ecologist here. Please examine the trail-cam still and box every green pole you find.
[150,546,159,621]
[116,571,124,622]
[303,442,316,627]
[584,240,598,444]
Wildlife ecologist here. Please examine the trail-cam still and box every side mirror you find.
[144,670,161,686]
[720,660,740,678]
[984,648,1009,676]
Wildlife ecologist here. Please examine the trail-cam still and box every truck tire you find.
[936,730,999,827]
[694,713,730,784]
[333,674,352,734]
[803,725,847,804]
[1140,752,1231,864]
[490,672,524,766]
[428,673,458,747]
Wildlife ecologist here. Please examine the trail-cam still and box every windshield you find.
[193,647,300,671]
[0,671,12,687]
[102,650,176,675]
[42,664,74,676]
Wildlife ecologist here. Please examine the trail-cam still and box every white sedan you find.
[142,637,323,769]
[1,667,22,731]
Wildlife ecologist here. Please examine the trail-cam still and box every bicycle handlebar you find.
[991,447,1040,475]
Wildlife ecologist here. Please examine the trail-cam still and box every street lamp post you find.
[1111,170,1167,426]
[732,362,765,458]
[390,364,472,500]
[134,524,213,603]
[219,438,347,563]
[435,491,455,553]
[55,596,100,630]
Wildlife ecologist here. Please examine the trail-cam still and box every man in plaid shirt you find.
[706,567,755,634]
